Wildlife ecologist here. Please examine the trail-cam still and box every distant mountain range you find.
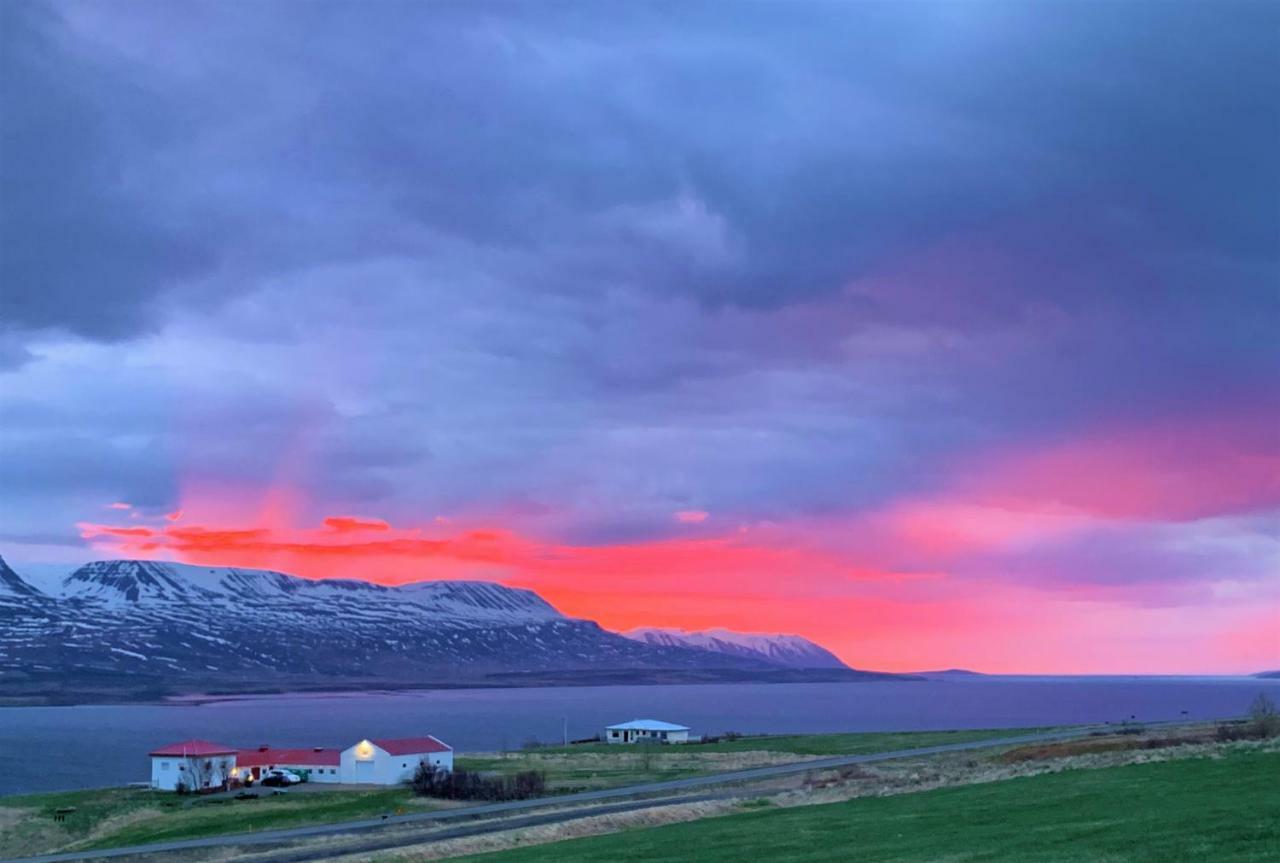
[0,555,916,704]
[623,627,847,669]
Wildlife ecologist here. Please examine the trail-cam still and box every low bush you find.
[411,764,547,802]
[1249,694,1279,739]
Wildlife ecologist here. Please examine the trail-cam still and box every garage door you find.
[356,760,375,782]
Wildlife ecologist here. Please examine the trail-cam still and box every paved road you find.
[3,726,1101,863]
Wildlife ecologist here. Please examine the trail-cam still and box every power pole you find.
[562,716,568,747]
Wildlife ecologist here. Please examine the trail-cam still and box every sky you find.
[1,0,1277,674]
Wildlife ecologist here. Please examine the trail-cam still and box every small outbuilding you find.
[605,719,691,744]
[149,739,238,791]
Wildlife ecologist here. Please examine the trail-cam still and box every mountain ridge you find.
[623,626,848,669]
[0,555,913,703]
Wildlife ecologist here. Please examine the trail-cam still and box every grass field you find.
[0,785,434,856]
[455,726,1062,790]
[449,748,1280,863]
[543,726,1060,756]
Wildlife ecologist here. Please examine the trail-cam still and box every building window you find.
[160,762,170,770]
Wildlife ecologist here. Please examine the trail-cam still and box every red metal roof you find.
[149,739,238,757]
[236,747,341,767]
[372,736,452,755]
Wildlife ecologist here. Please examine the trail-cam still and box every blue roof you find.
[607,719,689,731]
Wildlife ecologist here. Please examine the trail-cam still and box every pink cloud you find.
[323,515,392,533]
[953,408,1280,523]
[674,510,709,524]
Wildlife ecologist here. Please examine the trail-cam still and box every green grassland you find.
[452,748,1280,863]
[456,726,1063,790]
[0,785,430,856]
[676,726,1060,756]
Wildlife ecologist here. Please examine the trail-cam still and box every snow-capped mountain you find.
[0,556,776,686]
[58,559,559,623]
[623,627,848,669]
[0,555,911,700]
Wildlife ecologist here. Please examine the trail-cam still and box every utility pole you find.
[562,716,568,747]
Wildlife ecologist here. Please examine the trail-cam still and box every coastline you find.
[0,666,924,708]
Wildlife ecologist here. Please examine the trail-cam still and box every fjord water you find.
[3,676,1277,796]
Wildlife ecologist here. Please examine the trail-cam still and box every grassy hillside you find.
[0,786,434,856]
[453,749,1280,862]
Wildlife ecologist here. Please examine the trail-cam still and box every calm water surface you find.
[2,676,1276,796]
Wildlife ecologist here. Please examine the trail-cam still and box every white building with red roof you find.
[148,739,238,791]
[341,736,453,784]
[150,735,453,789]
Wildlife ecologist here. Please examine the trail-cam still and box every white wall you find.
[236,762,341,784]
[150,755,236,791]
[606,728,689,744]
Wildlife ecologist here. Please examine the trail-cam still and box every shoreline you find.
[0,666,926,708]
[2,671,1273,709]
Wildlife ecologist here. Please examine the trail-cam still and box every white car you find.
[263,769,302,786]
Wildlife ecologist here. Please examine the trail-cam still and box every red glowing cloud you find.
[72,401,1279,675]
[323,516,392,533]
[75,499,1278,674]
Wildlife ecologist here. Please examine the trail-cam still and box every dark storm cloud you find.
[0,1,215,339]
[4,1,1274,334]
[0,0,1276,580]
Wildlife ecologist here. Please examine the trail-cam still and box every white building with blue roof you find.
[605,719,691,744]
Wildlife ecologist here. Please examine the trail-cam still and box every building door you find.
[356,760,375,782]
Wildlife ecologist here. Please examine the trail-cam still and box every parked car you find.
[261,770,302,787]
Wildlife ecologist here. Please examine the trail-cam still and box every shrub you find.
[411,764,547,801]
[1217,722,1246,742]
[1249,693,1279,738]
